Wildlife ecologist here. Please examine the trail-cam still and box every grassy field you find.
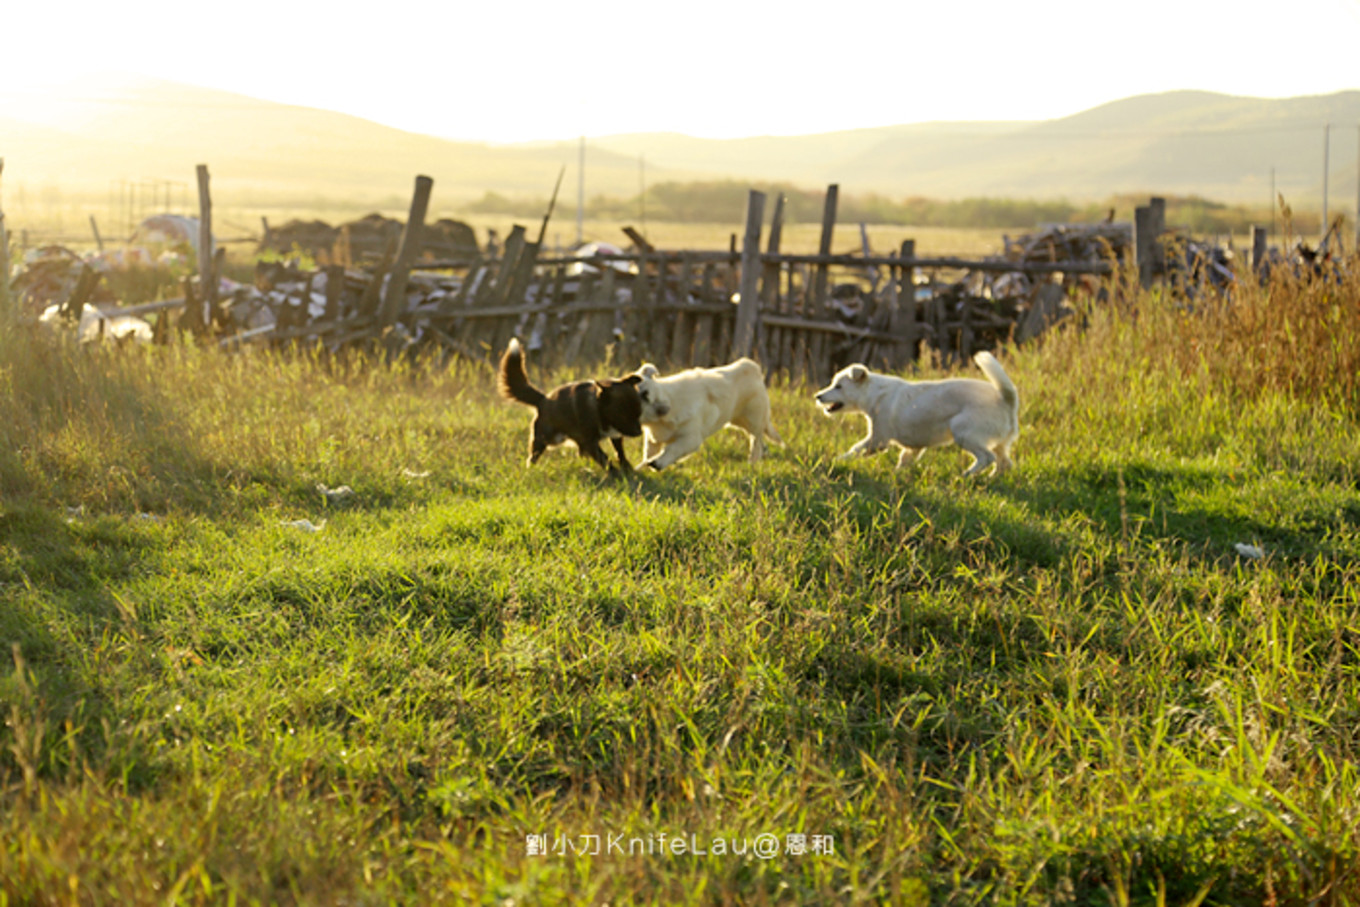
[1,263,1359,904]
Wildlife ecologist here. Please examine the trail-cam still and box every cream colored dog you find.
[633,358,783,470]
[815,352,1019,476]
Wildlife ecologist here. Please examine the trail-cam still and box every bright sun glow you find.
[3,0,1358,143]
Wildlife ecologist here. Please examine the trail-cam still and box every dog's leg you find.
[644,433,703,470]
[838,432,887,460]
[579,440,615,473]
[747,429,765,462]
[895,446,926,469]
[611,437,633,473]
[958,442,997,477]
[643,432,663,462]
[993,442,1014,474]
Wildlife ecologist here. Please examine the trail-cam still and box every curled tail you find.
[973,351,1018,412]
[498,338,546,407]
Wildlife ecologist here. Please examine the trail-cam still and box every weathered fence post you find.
[809,184,839,383]
[1251,226,1269,276]
[324,264,344,321]
[1133,204,1155,289]
[1149,196,1167,277]
[490,225,526,308]
[195,164,216,313]
[760,192,785,370]
[733,189,765,358]
[891,239,918,366]
[379,174,433,327]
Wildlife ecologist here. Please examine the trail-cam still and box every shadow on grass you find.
[999,460,1360,561]
[0,337,226,786]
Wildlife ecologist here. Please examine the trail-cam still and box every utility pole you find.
[576,136,585,247]
[1322,123,1330,248]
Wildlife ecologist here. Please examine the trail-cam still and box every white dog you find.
[633,358,783,470]
[815,352,1019,476]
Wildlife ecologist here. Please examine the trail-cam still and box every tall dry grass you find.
[1038,253,1360,413]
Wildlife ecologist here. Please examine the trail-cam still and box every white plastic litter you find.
[316,483,355,503]
[281,519,326,532]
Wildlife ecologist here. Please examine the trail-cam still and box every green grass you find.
[2,269,1360,904]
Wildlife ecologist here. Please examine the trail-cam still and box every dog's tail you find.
[764,421,785,446]
[498,338,546,408]
[973,351,1019,412]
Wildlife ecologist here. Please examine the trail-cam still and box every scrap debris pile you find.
[13,213,489,349]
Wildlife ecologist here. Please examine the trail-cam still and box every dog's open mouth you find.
[819,400,844,414]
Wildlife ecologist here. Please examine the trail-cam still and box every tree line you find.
[467,180,1295,236]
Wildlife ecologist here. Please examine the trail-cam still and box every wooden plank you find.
[715,261,736,362]
[807,184,838,384]
[1149,196,1167,276]
[378,174,433,326]
[324,264,344,321]
[545,264,569,369]
[489,226,527,306]
[691,263,716,367]
[1251,226,1269,275]
[959,295,975,362]
[631,253,653,360]
[563,271,597,364]
[760,192,785,372]
[891,240,918,368]
[441,260,484,315]
[668,254,695,365]
[642,252,668,360]
[493,238,541,354]
[791,265,810,385]
[1134,205,1154,289]
[760,313,910,342]
[356,240,396,320]
[733,189,765,358]
[583,267,617,361]
[60,265,102,321]
[622,225,654,254]
[778,263,795,381]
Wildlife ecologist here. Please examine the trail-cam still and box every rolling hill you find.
[2,75,1357,218]
[588,91,1360,206]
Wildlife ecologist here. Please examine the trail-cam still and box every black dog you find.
[498,338,644,473]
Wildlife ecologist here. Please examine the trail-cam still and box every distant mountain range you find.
[2,75,1357,215]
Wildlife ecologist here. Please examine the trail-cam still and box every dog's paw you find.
[644,459,665,472]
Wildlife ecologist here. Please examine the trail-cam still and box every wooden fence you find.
[401,186,1112,385]
[14,169,1126,385]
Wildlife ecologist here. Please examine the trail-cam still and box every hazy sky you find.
[5,0,1359,143]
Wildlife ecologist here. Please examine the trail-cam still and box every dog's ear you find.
[849,365,868,383]
[638,363,659,378]
[620,374,643,386]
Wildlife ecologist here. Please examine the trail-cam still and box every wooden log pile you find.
[259,213,478,267]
